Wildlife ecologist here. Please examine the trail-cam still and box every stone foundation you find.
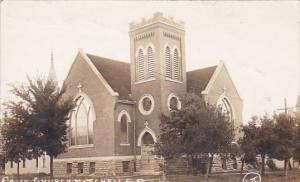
[54,155,247,177]
[164,155,245,175]
[54,157,140,177]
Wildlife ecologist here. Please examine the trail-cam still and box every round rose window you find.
[139,94,155,115]
[142,97,152,111]
[170,97,178,110]
[168,93,181,111]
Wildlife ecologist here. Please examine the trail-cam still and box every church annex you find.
[53,12,243,176]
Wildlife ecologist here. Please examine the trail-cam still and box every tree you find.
[2,76,73,177]
[256,114,275,175]
[155,92,234,176]
[270,113,296,177]
[239,117,259,175]
[293,118,300,164]
[1,102,32,180]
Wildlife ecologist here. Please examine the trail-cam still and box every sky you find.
[0,1,299,123]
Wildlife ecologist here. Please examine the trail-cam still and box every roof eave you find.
[79,49,119,97]
[201,60,243,101]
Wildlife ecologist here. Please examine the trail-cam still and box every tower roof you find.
[48,50,57,82]
[129,12,185,31]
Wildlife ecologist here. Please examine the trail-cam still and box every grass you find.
[165,170,300,182]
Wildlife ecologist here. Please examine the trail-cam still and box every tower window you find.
[138,94,155,115]
[147,46,155,78]
[168,93,182,111]
[165,46,172,79]
[142,97,152,111]
[137,49,145,81]
[173,48,181,80]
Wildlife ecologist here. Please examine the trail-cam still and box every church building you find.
[53,12,243,176]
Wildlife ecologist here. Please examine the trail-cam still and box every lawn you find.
[164,171,300,182]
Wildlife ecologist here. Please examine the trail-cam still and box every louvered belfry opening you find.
[173,48,180,80]
[165,46,172,79]
[137,49,145,81]
[147,46,154,78]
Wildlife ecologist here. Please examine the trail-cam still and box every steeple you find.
[48,50,57,82]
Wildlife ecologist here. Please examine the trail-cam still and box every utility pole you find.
[276,98,297,169]
[276,98,295,115]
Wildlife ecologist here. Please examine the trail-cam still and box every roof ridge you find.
[86,53,129,65]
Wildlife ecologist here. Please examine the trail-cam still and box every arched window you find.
[173,48,181,80]
[137,49,145,81]
[118,111,131,144]
[70,96,95,146]
[147,46,154,78]
[217,97,233,122]
[165,46,172,79]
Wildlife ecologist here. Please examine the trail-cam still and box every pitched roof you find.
[87,54,131,100]
[86,52,217,100]
[187,66,217,94]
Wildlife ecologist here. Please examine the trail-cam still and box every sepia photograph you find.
[0,1,299,182]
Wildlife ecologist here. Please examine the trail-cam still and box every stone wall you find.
[53,158,140,177]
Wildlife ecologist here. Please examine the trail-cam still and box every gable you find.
[206,62,242,101]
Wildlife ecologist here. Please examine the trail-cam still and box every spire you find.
[48,50,57,82]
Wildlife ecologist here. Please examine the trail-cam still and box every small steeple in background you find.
[48,50,57,82]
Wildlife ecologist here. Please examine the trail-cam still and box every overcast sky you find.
[1,1,299,122]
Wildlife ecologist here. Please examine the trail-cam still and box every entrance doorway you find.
[139,131,158,174]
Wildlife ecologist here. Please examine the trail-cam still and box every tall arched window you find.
[173,48,181,80]
[118,111,131,144]
[137,49,145,81]
[217,97,233,122]
[120,115,128,144]
[70,96,95,146]
[147,46,154,78]
[165,46,172,79]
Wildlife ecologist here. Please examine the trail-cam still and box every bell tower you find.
[129,12,187,144]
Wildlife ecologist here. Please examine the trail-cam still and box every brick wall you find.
[58,51,116,159]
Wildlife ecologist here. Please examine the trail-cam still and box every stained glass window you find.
[70,96,95,146]
[217,97,233,121]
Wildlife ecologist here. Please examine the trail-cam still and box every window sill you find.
[135,78,155,84]
[120,143,130,146]
[165,78,183,83]
[69,144,94,149]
